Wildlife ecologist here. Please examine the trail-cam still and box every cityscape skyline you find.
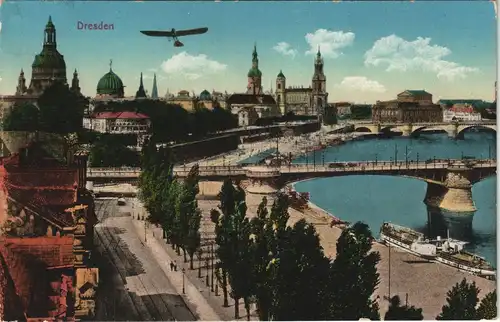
[0,1,496,103]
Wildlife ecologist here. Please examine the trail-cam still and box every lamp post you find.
[416,152,419,168]
[210,243,215,292]
[205,258,210,287]
[394,143,398,164]
[182,268,186,294]
[405,145,408,166]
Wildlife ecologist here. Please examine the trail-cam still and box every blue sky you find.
[0,1,496,103]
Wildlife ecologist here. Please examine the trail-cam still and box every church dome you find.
[32,47,66,70]
[248,68,262,77]
[97,69,124,96]
[199,89,211,100]
[277,70,285,78]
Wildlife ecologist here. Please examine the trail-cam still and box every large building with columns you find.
[372,90,443,123]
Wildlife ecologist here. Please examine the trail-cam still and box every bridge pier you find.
[446,123,464,139]
[423,170,476,213]
[401,124,412,137]
[244,167,281,196]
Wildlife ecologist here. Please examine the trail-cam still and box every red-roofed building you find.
[443,103,482,122]
[83,110,151,134]
[0,141,99,321]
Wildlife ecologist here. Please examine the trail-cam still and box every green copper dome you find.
[199,89,211,100]
[248,68,262,77]
[277,70,285,78]
[97,69,124,96]
[32,47,66,69]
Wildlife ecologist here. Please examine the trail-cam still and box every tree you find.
[225,193,253,319]
[2,103,40,131]
[211,179,239,307]
[182,165,202,269]
[89,137,140,167]
[327,222,381,320]
[477,290,497,320]
[268,219,331,321]
[384,295,424,320]
[437,278,480,320]
[37,82,86,134]
[249,197,273,321]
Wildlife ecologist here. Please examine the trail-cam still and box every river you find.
[293,131,497,265]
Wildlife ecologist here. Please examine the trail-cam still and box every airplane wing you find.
[175,27,208,37]
[140,30,174,37]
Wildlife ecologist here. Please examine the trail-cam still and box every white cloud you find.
[364,35,478,81]
[161,52,227,80]
[273,42,297,58]
[147,68,158,72]
[335,76,386,93]
[305,29,355,58]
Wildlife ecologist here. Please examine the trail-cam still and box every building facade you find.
[443,104,482,122]
[83,111,151,134]
[0,138,98,321]
[372,90,443,123]
[275,48,328,117]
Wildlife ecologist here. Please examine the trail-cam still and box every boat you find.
[379,222,496,279]
[379,222,438,259]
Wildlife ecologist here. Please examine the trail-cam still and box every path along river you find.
[293,131,497,265]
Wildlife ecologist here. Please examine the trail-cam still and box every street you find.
[94,198,196,321]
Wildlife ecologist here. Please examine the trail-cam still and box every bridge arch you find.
[410,125,447,136]
[354,126,373,133]
[457,124,496,137]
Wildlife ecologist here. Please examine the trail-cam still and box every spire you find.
[44,15,56,46]
[135,72,147,98]
[151,73,159,99]
[71,69,80,93]
[109,59,113,72]
[252,43,258,62]
[317,45,321,57]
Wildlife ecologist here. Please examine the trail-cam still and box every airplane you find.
[140,27,208,47]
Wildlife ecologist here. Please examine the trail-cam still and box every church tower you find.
[276,70,286,115]
[135,72,147,98]
[16,69,27,95]
[151,73,159,99]
[71,69,81,95]
[311,47,328,117]
[246,44,263,95]
[29,16,68,95]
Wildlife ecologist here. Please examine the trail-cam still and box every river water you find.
[293,131,497,265]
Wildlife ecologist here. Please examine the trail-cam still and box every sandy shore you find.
[196,181,496,320]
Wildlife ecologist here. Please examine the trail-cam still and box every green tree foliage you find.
[384,295,424,320]
[323,106,337,125]
[328,222,381,320]
[437,278,480,320]
[477,290,497,320]
[89,135,140,167]
[211,179,240,307]
[268,218,331,321]
[2,103,40,131]
[350,104,372,120]
[37,82,86,133]
[3,83,86,134]
[92,100,237,143]
[181,164,202,269]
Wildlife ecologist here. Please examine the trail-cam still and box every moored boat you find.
[379,222,496,279]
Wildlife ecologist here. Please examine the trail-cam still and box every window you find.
[277,83,281,90]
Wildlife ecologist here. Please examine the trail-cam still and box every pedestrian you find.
[174,260,178,271]
[170,261,174,271]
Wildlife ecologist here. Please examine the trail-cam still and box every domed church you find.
[1,17,81,116]
[95,60,125,99]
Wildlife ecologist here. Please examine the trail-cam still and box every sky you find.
[0,1,497,103]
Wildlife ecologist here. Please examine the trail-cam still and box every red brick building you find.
[0,139,98,321]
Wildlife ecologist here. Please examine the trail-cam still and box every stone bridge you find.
[87,159,496,213]
[353,121,496,138]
